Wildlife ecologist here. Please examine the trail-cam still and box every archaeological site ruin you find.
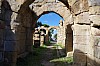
[0,0,100,66]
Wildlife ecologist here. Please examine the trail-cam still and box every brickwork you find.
[0,0,100,66]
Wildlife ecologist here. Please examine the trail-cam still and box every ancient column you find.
[34,28,40,48]
[40,31,45,46]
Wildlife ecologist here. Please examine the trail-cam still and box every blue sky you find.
[38,12,63,26]
[37,12,63,38]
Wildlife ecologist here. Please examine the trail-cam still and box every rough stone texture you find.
[90,15,100,26]
[72,24,90,36]
[73,53,87,66]
[0,0,100,66]
[69,0,89,15]
[72,24,91,66]
[88,0,100,6]
[74,12,90,24]
[89,6,100,15]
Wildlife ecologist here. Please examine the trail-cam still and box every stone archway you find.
[47,26,58,43]
[38,26,59,44]
[1,0,100,66]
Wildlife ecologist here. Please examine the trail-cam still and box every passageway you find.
[16,42,72,66]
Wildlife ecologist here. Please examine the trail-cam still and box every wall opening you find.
[66,24,73,57]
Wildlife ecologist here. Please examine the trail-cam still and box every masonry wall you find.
[0,0,35,66]
[68,0,100,66]
[0,0,100,66]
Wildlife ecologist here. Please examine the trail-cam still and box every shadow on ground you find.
[16,43,72,66]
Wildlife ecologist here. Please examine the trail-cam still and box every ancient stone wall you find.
[0,0,100,66]
[0,0,35,66]
[68,0,100,66]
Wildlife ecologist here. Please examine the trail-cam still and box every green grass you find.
[50,57,73,64]
[54,43,65,49]
[16,46,48,66]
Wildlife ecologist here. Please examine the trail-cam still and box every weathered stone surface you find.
[74,12,90,24]
[72,24,90,36]
[93,36,100,52]
[90,15,100,26]
[5,29,15,41]
[74,44,87,53]
[71,0,89,14]
[1,0,100,66]
[95,46,100,59]
[88,0,100,6]
[68,0,77,7]
[94,57,100,66]
[47,0,56,3]
[74,35,90,45]
[87,54,95,66]
[91,27,100,36]
[30,0,69,20]
[4,41,16,51]
[73,53,87,66]
[89,6,100,15]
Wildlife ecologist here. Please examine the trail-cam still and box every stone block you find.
[17,40,26,54]
[87,45,94,56]
[18,33,26,40]
[88,0,100,6]
[74,12,90,24]
[91,27,100,36]
[90,15,100,26]
[16,26,26,33]
[89,6,100,15]
[5,29,15,41]
[94,36,100,46]
[72,24,90,36]
[73,52,87,66]
[87,54,95,66]
[47,0,55,3]
[74,44,87,53]
[73,35,90,45]
[68,0,77,6]
[94,57,100,66]
[34,0,44,3]
[71,0,89,14]
[94,46,100,59]
[4,41,17,51]
[4,11,12,26]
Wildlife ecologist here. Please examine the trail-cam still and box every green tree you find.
[54,33,57,40]
[42,24,50,27]
[48,28,54,40]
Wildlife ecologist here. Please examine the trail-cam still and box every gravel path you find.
[41,45,56,66]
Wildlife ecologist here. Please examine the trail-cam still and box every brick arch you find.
[29,0,71,22]
[48,26,58,31]
[2,0,100,66]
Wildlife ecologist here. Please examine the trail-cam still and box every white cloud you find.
[44,21,48,22]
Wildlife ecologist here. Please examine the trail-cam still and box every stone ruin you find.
[33,25,59,46]
[0,0,100,66]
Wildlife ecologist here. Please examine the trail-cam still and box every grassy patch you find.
[50,57,73,64]
[16,46,48,66]
[54,44,65,49]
